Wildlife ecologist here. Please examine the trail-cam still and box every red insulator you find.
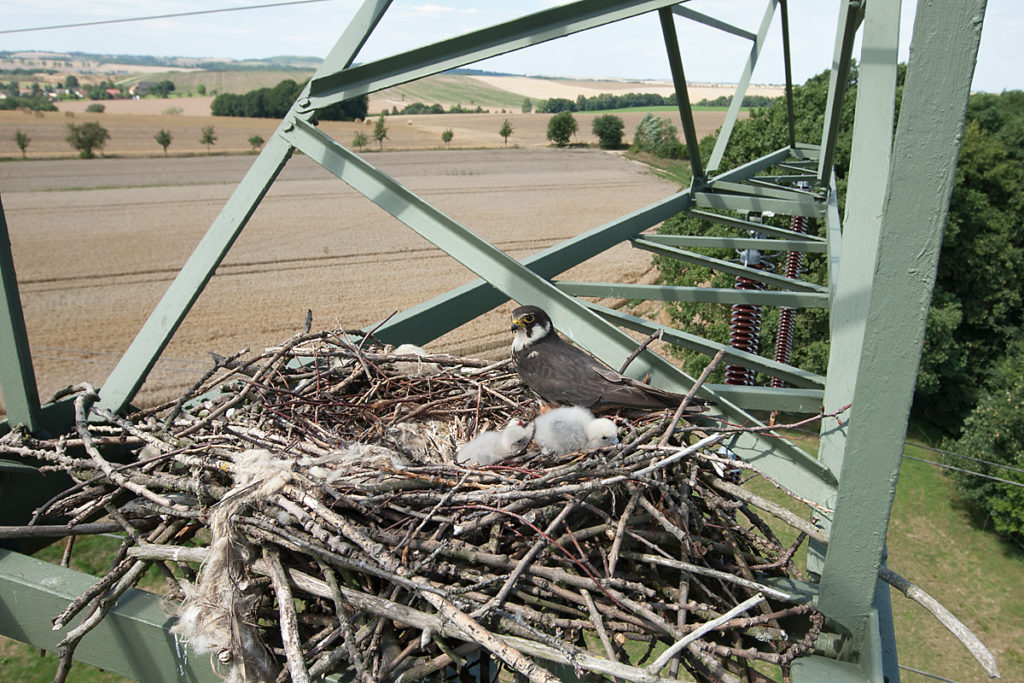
[726,271,767,386]
[770,215,807,388]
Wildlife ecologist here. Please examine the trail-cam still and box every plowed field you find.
[2,147,683,413]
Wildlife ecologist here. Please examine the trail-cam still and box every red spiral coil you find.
[726,271,767,386]
[770,215,808,388]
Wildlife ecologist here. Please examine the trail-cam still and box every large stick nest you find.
[2,327,832,683]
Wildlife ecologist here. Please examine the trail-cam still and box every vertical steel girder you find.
[0,193,41,432]
[816,0,986,656]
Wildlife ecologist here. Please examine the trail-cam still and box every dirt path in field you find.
[2,148,682,413]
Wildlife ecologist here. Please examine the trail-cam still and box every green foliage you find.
[631,113,684,159]
[153,129,172,155]
[210,78,368,121]
[441,128,453,149]
[197,83,206,95]
[149,79,175,97]
[64,74,79,89]
[0,94,57,111]
[946,340,1024,546]
[248,134,265,151]
[199,125,216,153]
[538,97,576,113]
[352,130,368,151]
[521,97,532,113]
[915,112,1024,428]
[400,101,444,115]
[65,121,110,158]
[14,129,29,158]
[85,102,105,113]
[546,111,577,146]
[592,114,625,149]
[373,112,388,150]
[499,118,514,147]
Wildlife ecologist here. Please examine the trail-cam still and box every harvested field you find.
[2,146,685,415]
[1,106,736,158]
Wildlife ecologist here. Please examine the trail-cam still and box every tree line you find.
[651,65,1024,546]
[211,79,368,121]
[534,92,777,113]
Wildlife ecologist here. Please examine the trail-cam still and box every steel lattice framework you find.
[0,1,988,680]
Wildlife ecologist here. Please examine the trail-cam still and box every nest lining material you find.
[2,327,834,683]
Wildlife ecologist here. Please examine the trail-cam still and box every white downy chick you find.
[534,406,620,455]
[585,417,619,449]
[533,406,594,455]
[457,421,533,466]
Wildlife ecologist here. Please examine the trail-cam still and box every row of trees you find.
[211,79,368,121]
[534,92,778,114]
[651,66,1024,546]
[12,124,268,159]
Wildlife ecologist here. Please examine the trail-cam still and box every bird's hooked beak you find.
[511,316,525,333]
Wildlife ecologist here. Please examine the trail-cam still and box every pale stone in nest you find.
[387,420,460,464]
[390,343,441,376]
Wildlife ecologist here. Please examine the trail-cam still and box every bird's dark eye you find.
[522,313,535,324]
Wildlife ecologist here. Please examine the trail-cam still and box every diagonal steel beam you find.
[672,4,756,41]
[640,234,827,253]
[555,281,829,308]
[371,146,799,346]
[631,238,828,292]
[817,0,864,185]
[587,302,826,389]
[706,0,779,173]
[97,0,394,415]
[284,118,835,503]
[307,0,680,110]
[685,209,827,242]
[659,7,705,181]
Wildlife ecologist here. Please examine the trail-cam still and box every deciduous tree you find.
[373,112,388,151]
[499,119,514,147]
[154,129,172,156]
[14,130,29,158]
[546,111,577,147]
[199,126,217,154]
[592,114,625,149]
[65,121,110,159]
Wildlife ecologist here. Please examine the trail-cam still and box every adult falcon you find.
[510,305,696,412]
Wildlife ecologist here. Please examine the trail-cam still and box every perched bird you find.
[510,305,692,412]
[532,406,619,455]
[456,421,533,466]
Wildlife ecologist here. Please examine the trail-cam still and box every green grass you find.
[381,74,526,111]
[741,426,1024,683]
[623,149,694,186]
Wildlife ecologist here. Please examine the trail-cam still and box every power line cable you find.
[898,664,961,683]
[902,454,1024,489]
[906,439,1024,476]
[0,0,333,35]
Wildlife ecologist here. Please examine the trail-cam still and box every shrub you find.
[632,113,685,158]
[65,121,110,158]
[546,111,578,147]
[592,114,625,149]
[85,103,105,113]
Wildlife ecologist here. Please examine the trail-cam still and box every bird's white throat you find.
[512,321,550,352]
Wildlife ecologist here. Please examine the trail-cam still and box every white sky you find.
[2,0,1019,93]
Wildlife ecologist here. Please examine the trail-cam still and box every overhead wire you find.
[0,0,333,35]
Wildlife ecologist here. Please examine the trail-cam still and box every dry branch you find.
[5,326,980,682]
